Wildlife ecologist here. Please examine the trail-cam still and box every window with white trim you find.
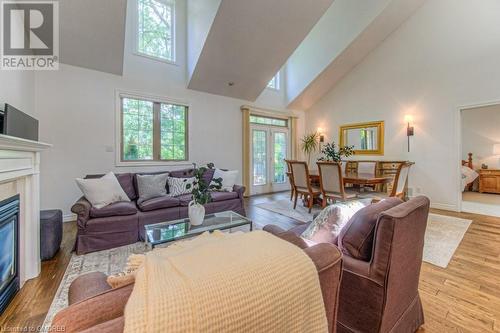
[267,72,280,90]
[121,96,188,162]
[137,0,175,62]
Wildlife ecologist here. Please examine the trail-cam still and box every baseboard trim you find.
[430,202,459,212]
[63,213,76,222]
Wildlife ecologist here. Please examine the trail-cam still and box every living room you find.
[1,0,500,332]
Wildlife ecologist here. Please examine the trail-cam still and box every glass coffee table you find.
[144,211,253,248]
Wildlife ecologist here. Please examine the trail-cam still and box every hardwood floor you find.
[1,192,499,332]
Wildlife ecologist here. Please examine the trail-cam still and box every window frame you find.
[115,90,190,167]
[267,72,280,90]
[134,0,177,65]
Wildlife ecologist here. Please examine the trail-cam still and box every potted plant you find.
[301,132,319,165]
[185,163,222,226]
[318,142,355,162]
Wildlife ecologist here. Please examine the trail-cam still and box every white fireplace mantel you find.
[0,134,51,285]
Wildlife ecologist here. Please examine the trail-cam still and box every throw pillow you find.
[167,177,195,197]
[75,172,130,209]
[210,169,238,191]
[301,199,372,244]
[136,173,169,204]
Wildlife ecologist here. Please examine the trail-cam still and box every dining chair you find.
[289,161,321,213]
[359,162,412,201]
[357,161,377,177]
[317,162,358,207]
[357,161,377,191]
[285,159,296,201]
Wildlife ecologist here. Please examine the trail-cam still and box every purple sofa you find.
[71,168,246,254]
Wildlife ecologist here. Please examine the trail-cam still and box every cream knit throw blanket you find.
[124,230,327,333]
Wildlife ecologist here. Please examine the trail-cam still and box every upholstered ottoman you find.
[40,209,63,261]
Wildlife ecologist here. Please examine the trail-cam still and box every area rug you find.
[424,213,471,268]
[41,242,148,331]
[256,199,322,223]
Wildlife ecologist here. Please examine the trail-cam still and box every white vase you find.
[188,201,205,226]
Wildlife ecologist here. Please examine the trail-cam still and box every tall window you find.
[121,96,187,162]
[137,0,175,62]
[267,72,280,90]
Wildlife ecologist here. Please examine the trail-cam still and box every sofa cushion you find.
[210,191,238,202]
[177,194,193,206]
[116,173,137,200]
[338,197,403,261]
[90,201,137,218]
[77,172,131,209]
[138,196,180,212]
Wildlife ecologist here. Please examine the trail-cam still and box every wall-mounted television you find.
[1,104,38,141]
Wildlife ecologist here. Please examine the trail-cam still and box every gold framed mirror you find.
[340,121,384,155]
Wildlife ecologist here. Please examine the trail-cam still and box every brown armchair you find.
[264,196,430,333]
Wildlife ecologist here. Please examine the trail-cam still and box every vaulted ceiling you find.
[186,0,335,101]
[59,0,127,75]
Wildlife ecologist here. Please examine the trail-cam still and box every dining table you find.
[308,170,393,186]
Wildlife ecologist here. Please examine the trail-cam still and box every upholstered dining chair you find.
[360,162,413,201]
[289,160,321,213]
[357,161,377,191]
[317,162,358,207]
[357,161,377,177]
[285,159,296,201]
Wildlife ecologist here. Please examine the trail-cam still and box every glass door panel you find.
[252,129,267,186]
[273,132,287,184]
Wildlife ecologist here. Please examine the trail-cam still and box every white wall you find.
[34,0,300,218]
[306,0,500,210]
[462,104,500,170]
[0,71,35,116]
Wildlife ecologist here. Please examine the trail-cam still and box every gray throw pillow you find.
[136,173,169,204]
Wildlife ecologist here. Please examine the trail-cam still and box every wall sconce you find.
[317,128,325,143]
[404,115,414,152]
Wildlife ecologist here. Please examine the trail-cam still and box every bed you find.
[461,153,479,191]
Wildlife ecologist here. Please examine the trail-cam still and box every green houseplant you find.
[318,142,355,162]
[185,163,222,225]
[301,132,319,165]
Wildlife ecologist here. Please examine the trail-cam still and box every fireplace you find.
[0,195,19,315]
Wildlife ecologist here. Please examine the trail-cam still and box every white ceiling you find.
[187,0,334,101]
[59,0,127,75]
[287,0,426,110]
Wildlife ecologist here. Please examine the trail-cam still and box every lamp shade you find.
[494,143,500,155]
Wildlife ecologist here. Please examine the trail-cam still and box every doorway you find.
[249,116,290,195]
[460,103,500,217]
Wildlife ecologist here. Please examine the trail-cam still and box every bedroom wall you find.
[305,0,500,210]
[462,104,500,170]
[33,0,302,219]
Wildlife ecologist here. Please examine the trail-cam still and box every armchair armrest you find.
[52,283,133,333]
[71,196,91,228]
[262,224,287,235]
[233,185,246,199]
[342,255,382,287]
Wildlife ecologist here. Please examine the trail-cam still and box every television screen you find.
[3,104,38,141]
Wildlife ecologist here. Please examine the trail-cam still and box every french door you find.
[250,125,290,195]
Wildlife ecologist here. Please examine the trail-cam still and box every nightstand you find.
[479,169,500,194]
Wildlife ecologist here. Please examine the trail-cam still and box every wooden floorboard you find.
[1,193,499,332]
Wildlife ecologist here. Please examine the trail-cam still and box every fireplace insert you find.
[0,195,19,315]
